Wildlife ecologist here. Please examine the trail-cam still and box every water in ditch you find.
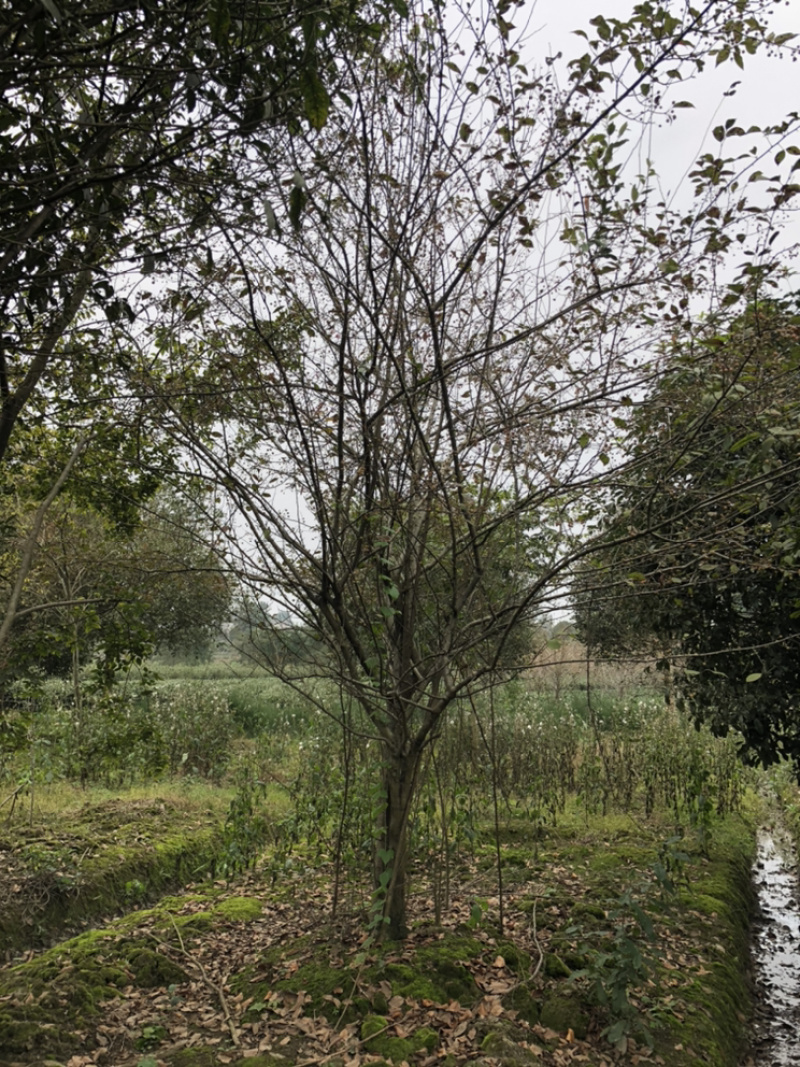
[747,823,800,1065]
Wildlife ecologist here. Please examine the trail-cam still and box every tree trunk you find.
[375,746,422,941]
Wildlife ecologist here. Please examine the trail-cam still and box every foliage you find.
[149,0,800,939]
[571,885,658,1051]
[0,491,231,692]
[217,757,271,878]
[2,0,794,942]
[575,300,800,768]
[32,682,237,785]
[0,0,389,468]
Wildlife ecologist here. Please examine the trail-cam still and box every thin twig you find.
[157,915,241,1048]
[293,1021,392,1067]
[0,782,26,817]
[529,900,544,980]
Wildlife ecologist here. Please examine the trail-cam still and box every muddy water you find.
[748,824,800,1065]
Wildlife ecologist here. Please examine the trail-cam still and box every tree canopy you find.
[0,487,231,694]
[575,299,800,767]
[0,0,400,660]
[1,0,799,939]
[0,0,395,465]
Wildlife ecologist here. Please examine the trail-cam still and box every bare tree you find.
[149,0,800,937]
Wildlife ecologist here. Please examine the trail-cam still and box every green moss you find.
[481,1031,540,1064]
[0,891,238,1063]
[127,948,188,987]
[167,1049,218,1067]
[0,1015,56,1056]
[393,936,481,1004]
[371,990,389,1014]
[227,1059,306,1067]
[0,809,227,956]
[173,911,215,932]
[414,1026,439,1051]
[561,951,588,971]
[499,849,529,869]
[165,1052,305,1067]
[213,896,263,922]
[586,844,649,873]
[361,1013,389,1042]
[539,996,588,1040]
[690,893,726,918]
[653,814,756,1067]
[543,953,571,979]
[360,1014,438,1061]
[229,936,350,1024]
[502,986,540,1026]
[572,902,605,920]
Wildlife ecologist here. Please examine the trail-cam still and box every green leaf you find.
[39,0,62,22]
[299,68,330,131]
[208,0,230,48]
[606,1020,627,1044]
[729,432,758,452]
[377,848,394,865]
[289,186,307,232]
[745,673,762,683]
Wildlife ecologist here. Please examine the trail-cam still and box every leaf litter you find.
[0,828,742,1067]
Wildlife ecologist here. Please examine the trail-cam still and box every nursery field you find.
[0,669,775,1067]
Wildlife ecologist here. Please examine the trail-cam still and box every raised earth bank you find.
[0,798,761,1067]
[0,790,241,959]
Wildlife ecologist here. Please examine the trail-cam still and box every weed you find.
[570,886,658,1052]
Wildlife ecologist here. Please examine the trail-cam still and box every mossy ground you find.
[0,792,761,1067]
[0,788,237,957]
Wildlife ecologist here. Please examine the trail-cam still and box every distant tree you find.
[0,490,231,698]
[574,300,800,766]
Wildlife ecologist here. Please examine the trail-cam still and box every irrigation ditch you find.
[747,816,800,1066]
